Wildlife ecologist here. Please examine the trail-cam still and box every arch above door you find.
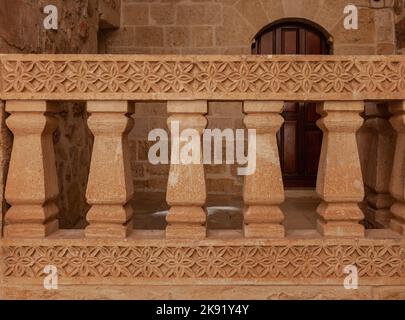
[252,20,330,188]
[252,19,332,54]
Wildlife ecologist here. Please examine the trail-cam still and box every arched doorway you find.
[252,20,330,188]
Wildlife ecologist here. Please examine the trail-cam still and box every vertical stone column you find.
[364,104,395,227]
[4,100,60,238]
[389,101,405,235]
[243,101,285,238]
[316,101,365,237]
[85,101,134,238]
[166,100,207,239]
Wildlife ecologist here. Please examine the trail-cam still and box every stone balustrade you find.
[1,55,405,297]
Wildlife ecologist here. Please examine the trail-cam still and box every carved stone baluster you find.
[364,104,395,227]
[166,100,207,239]
[316,101,365,237]
[389,101,405,235]
[4,100,60,238]
[85,101,134,238]
[243,101,285,238]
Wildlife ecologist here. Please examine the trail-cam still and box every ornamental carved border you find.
[3,244,405,280]
[0,55,404,101]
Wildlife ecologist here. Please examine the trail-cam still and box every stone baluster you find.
[389,101,405,235]
[4,100,60,238]
[364,104,395,227]
[243,101,285,238]
[85,101,134,238]
[166,100,207,239]
[316,101,365,237]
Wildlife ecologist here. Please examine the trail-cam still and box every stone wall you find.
[0,0,99,53]
[108,0,396,55]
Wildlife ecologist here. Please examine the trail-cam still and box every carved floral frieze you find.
[0,55,404,100]
[3,244,404,280]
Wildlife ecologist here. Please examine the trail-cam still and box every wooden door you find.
[252,22,330,187]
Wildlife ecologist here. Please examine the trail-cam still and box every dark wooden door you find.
[252,22,329,187]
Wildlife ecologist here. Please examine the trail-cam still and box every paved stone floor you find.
[133,189,320,230]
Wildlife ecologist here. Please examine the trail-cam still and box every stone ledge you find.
[0,55,404,101]
[3,284,405,300]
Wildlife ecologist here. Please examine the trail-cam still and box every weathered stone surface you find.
[0,0,99,54]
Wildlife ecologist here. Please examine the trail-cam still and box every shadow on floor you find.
[133,189,321,230]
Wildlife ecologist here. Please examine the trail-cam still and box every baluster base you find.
[4,203,59,238]
[85,204,132,238]
[165,206,206,239]
[243,205,285,238]
[316,202,365,237]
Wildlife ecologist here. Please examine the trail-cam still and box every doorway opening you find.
[252,20,331,188]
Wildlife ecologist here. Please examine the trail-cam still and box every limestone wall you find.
[108,0,397,55]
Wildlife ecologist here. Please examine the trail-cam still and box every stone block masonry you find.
[108,0,397,55]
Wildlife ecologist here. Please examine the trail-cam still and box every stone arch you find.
[251,17,333,52]
[228,0,353,52]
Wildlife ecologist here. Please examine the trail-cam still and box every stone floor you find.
[133,189,320,230]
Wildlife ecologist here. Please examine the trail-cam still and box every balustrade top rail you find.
[0,54,404,101]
